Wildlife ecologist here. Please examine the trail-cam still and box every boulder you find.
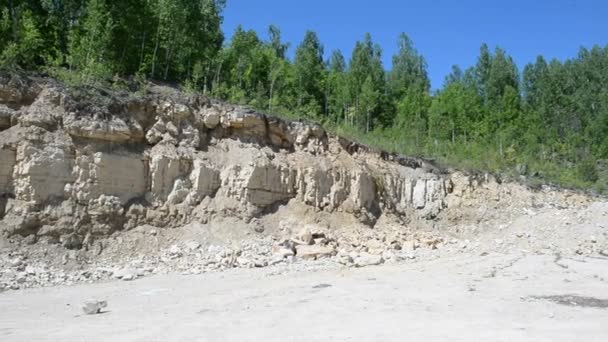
[201,106,221,128]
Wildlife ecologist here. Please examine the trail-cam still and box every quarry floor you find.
[1,252,607,342]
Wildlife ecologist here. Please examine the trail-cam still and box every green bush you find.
[578,159,599,183]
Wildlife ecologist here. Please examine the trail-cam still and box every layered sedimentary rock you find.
[0,75,458,248]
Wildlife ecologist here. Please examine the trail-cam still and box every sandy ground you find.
[1,253,607,342]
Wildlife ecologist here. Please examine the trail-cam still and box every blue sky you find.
[222,0,607,89]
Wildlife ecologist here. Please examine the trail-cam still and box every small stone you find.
[24,266,37,275]
[403,240,417,251]
[274,248,295,258]
[254,260,268,268]
[113,268,138,281]
[185,241,201,251]
[61,233,83,250]
[236,257,253,267]
[313,238,327,246]
[92,241,104,256]
[11,258,23,267]
[295,227,314,245]
[2,269,16,279]
[365,239,384,249]
[382,251,402,263]
[336,253,353,265]
[122,274,135,281]
[365,239,385,254]
[23,235,37,245]
[269,257,285,266]
[82,300,107,315]
[168,245,183,257]
[296,245,335,260]
[354,253,384,267]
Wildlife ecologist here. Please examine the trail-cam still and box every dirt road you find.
[1,253,607,341]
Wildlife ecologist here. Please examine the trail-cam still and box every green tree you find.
[149,0,224,81]
[389,33,431,140]
[41,0,87,66]
[293,30,325,116]
[388,33,430,99]
[429,81,483,143]
[0,9,44,68]
[444,65,464,86]
[486,47,519,108]
[360,75,380,132]
[326,50,349,124]
[266,25,290,111]
[474,43,492,100]
[68,0,114,81]
[348,33,386,129]
[268,24,288,59]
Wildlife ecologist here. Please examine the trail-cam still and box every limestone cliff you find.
[0,75,459,248]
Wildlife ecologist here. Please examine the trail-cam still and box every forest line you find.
[1,0,607,191]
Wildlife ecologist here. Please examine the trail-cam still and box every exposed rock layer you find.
[0,75,489,248]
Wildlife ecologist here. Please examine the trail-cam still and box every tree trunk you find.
[203,64,209,94]
[8,0,18,41]
[119,45,127,72]
[499,138,503,158]
[139,29,147,69]
[54,0,69,65]
[151,24,161,78]
[163,38,174,80]
[325,82,329,117]
[214,60,223,92]
[415,112,420,147]
[297,75,302,108]
[269,78,275,112]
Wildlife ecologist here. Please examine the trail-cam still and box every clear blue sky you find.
[222,0,607,90]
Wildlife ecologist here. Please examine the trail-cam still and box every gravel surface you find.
[1,253,607,341]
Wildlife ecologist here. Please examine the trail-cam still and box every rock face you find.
[0,75,462,247]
